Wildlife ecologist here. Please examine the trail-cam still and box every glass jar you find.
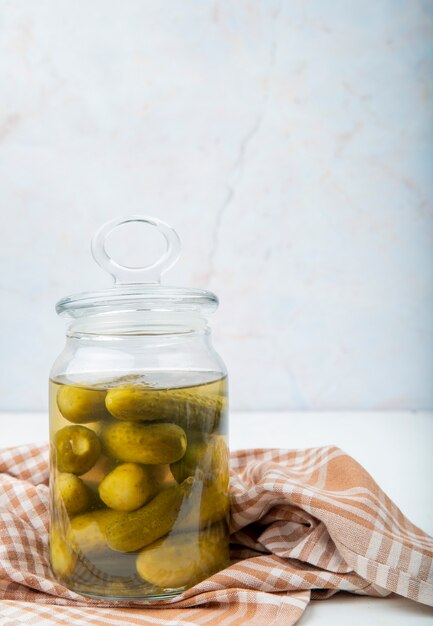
[49,216,229,600]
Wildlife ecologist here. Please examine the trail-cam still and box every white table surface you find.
[1,411,432,625]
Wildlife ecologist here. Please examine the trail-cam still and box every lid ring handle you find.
[91,215,181,285]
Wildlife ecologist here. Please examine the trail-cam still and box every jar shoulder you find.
[50,334,227,385]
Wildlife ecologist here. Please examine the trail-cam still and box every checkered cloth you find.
[0,443,432,625]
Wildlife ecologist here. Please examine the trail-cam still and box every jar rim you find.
[56,285,219,319]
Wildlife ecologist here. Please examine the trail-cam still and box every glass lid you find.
[56,216,218,318]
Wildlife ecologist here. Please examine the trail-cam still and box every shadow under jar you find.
[49,216,230,600]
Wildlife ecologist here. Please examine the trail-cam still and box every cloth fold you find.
[0,443,432,625]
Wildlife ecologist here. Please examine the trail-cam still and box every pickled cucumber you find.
[98,463,159,512]
[174,481,230,532]
[171,435,229,484]
[50,525,77,578]
[136,523,230,588]
[80,454,117,497]
[57,385,110,424]
[106,477,194,552]
[54,425,101,475]
[68,509,127,554]
[105,385,225,433]
[101,421,187,465]
[55,472,91,516]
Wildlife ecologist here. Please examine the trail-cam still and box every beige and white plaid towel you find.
[0,443,432,625]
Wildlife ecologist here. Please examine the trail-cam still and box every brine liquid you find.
[49,372,229,599]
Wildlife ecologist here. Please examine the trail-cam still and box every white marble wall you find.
[0,1,432,411]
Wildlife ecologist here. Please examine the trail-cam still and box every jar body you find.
[49,313,229,600]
